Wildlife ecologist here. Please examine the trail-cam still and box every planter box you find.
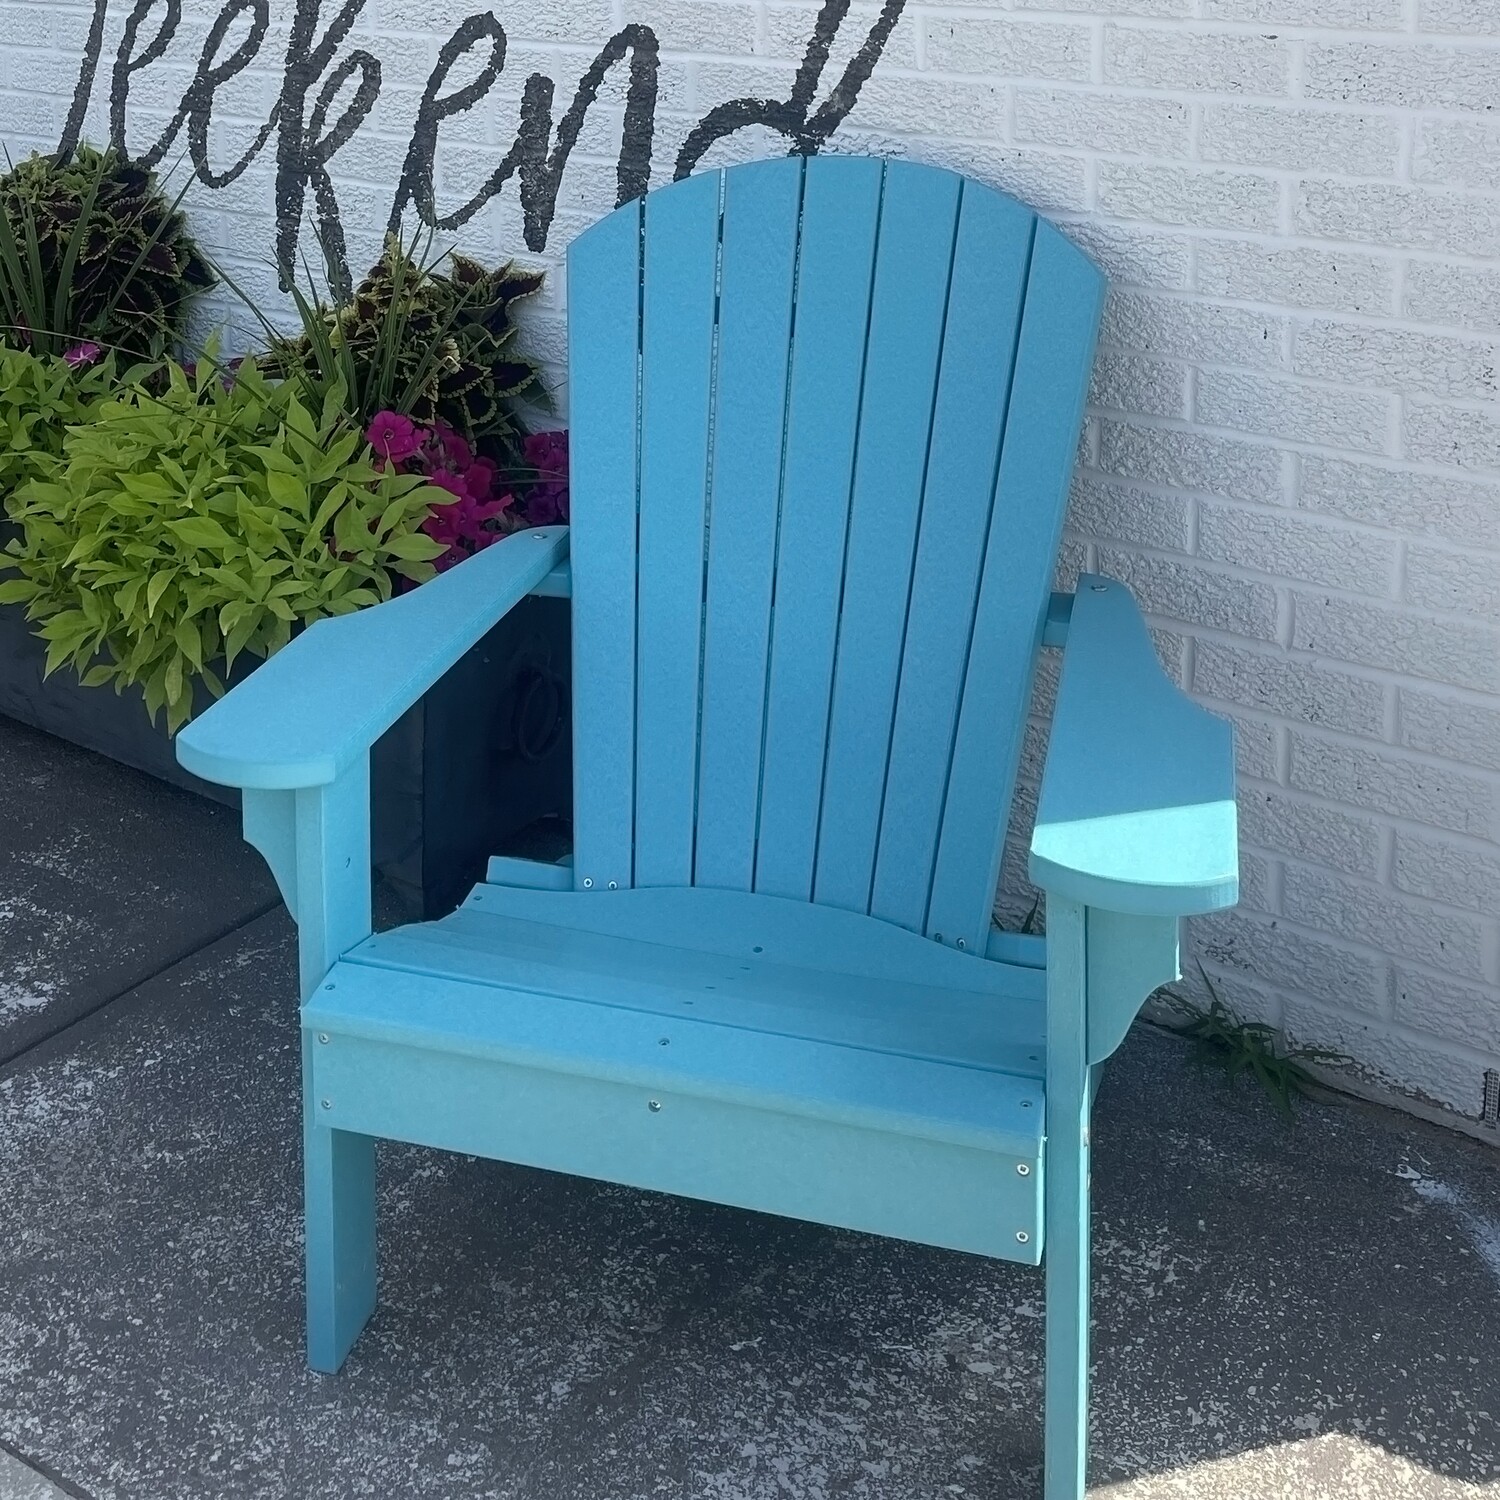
[0,596,573,921]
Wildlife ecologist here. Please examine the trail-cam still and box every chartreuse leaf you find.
[265,468,305,510]
[173,616,204,671]
[168,516,236,550]
[249,443,301,475]
[0,348,112,500]
[0,351,453,729]
[385,532,447,562]
[146,570,174,616]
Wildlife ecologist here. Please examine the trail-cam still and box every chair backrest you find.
[565,155,1105,954]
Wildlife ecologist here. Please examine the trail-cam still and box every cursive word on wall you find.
[58,0,908,294]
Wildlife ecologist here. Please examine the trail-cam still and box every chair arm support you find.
[1029,574,1238,918]
[242,767,373,999]
[177,526,570,791]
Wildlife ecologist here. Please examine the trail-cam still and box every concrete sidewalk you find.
[0,718,276,1063]
[1,715,1496,1499]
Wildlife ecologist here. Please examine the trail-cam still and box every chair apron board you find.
[308,886,1047,1263]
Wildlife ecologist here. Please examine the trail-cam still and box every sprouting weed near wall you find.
[55,0,907,293]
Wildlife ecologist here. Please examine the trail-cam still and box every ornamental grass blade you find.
[95,152,211,351]
[49,145,110,353]
[0,180,47,353]
[388,232,497,422]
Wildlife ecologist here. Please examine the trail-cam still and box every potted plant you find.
[225,233,576,914]
[0,158,573,918]
[0,143,214,363]
[0,142,227,795]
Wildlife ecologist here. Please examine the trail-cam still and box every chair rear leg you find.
[1042,894,1094,1500]
[1043,1115,1090,1500]
[304,1108,377,1373]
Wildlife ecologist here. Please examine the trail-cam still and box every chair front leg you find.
[249,761,378,1372]
[305,1034,378,1374]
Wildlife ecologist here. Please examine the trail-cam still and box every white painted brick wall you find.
[1,0,1497,1122]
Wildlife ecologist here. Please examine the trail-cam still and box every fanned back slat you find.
[811,162,962,915]
[869,187,1035,936]
[633,171,721,888]
[925,222,1108,946]
[753,158,883,903]
[694,161,803,891]
[567,197,643,892]
[567,157,1105,950]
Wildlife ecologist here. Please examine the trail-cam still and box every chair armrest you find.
[1029,574,1237,917]
[177,526,570,791]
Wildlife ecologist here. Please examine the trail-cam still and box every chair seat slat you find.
[316,953,1043,1160]
[352,890,1045,1077]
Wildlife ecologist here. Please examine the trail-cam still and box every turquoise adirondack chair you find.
[179,156,1237,1498]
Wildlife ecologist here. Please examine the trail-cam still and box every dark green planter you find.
[0,596,573,920]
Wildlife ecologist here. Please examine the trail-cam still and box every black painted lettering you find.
[514,24,658,247]
[387,12,508,234]
[274,0,380,296]
[675,0,905,178]
[109,0,183,163]
[302,49,382,295]
[57,0,110,161]
[186,0,277,188]
[394,25,658,248]
[52,0,905,276]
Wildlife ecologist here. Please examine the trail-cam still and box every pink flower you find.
[421,504,467,549]
[430,422,474,471]
[528,478,571,525]
[427,467,468,498]
[463,458,495,501]
[523,428,568,481]
[63,341,102,368]
[407,428,572,574]
[520,429,569,526]
[469,493,511,525]
[366,410,421,464]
